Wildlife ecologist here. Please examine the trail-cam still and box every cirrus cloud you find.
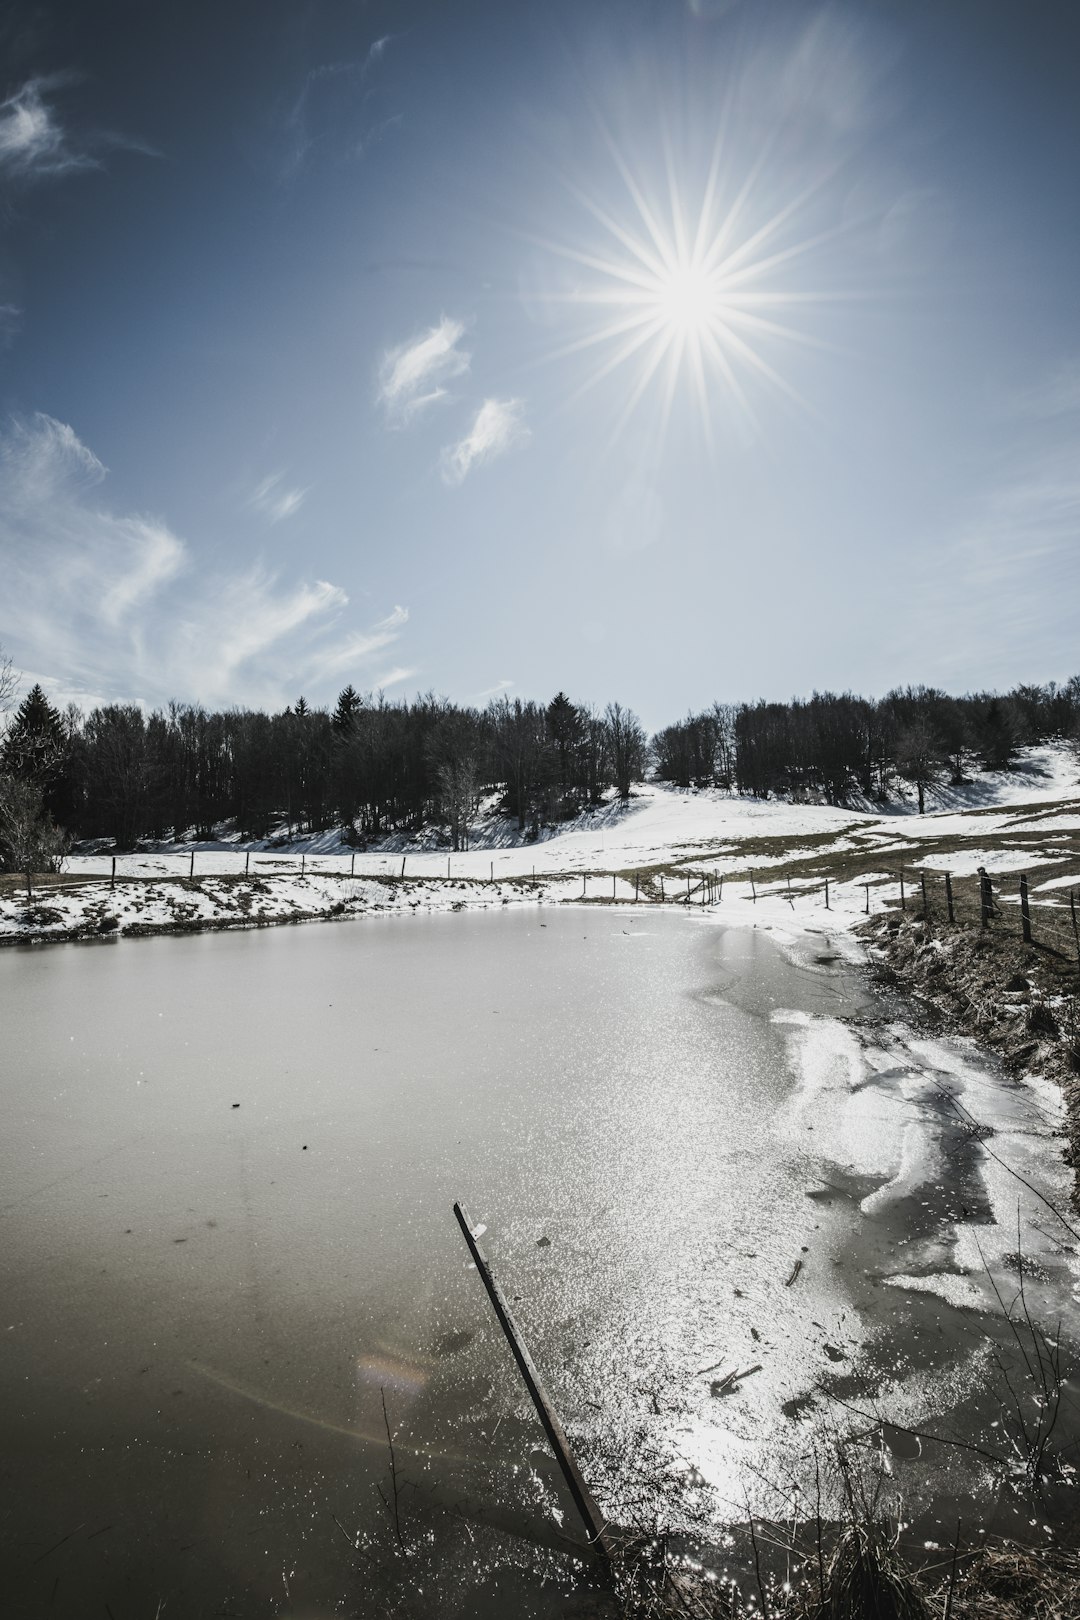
[0,413,408,710]
[439,398,530,486]
[377,316,470,425]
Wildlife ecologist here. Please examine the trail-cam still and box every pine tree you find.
[1,684,66,787]
[332,685,362,734]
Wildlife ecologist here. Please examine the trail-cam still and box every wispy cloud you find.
[440,399,529,486]
[0,78,89,179]
[0,76,156,184]
[377,316,471,425]
[301,606,409,683]
[0,303,22,348]
[248,471,308,524]
[371,664,419,693]
[474,678,515,701]
[281,35,403,181]
[0,414,408,709]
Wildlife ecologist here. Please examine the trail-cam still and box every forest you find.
[1,650,1078,866]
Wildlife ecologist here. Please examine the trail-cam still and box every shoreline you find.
[861,909,1080,1208]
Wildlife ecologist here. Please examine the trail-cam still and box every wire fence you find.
[900,865,1080,968]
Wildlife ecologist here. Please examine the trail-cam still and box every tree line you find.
[0,662,647,861]
[650,680,1080,810]
[1,643,1078,871]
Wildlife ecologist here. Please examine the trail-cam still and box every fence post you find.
[111,855,116,890]
[613,874,617,901]
[245,850,250,876]
[824,877,829,910]
[979,868,991,930]
[751,876,756,903]
[686,874,691,902]
[899,865,905,911]
[864,883,870,915]
[1020,874,1031,944]
[635,872,639,901]
[945,872,954,924]
[582,873,586,898]
[301,852,305,876]
[660,874,665,901]
[401,856,406,879]
[718,874,723,902]
[1071,891,1080,972]
[491,860,494,882]
[448,856,451,879]
[189,849,195,879]
[921,872,928,917]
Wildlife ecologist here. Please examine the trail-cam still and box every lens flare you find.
[535,131,845,445]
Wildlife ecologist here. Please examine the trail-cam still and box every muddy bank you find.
[861,911,1080,1207]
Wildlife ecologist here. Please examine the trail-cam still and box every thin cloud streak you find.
[0,414,408,710]
[378,316,470,424]
[0,76,156,183]
[440,398,529,485]
[248,471,308,524]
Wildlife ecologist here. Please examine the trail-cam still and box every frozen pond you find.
[1,908,1078,1617]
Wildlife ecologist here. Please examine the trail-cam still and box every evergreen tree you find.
[1,684,66,786]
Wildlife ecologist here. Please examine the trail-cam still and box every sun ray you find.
[544,129,844,437]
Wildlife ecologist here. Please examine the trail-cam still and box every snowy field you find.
[2,743,1078,945]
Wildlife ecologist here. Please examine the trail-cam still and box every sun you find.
[537,141,838,442]
[654,261,721,337]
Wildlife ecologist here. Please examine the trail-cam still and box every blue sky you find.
[1,0,1078,729]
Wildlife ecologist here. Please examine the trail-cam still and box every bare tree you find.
[604,702,646,801]
[0,774,68,885]
[436,755,478,852]
[895,719,941,814]
[0,647,16,725]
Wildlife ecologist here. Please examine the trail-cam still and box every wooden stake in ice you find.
[452,1202,614,1564]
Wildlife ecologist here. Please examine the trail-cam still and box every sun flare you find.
[539,141,839,442]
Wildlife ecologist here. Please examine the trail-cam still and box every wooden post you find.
[1071,891,1080,972]
[189,848,195,878]
[245,850,250,876]
[491,860,494,882]
[582,873,587,898]
[634,872,639,901]
[447,856,451,879]
[864,883,870,915]
[945,872,954,924]
[824,877,829,910]
[751,876,756,903]
[899,866,905,911]
[1020,874,1031,943]
[660,875,665,901]
[921,872,928,917]
[111,855,116,890]
[686,874,691,902]
[452,1203,613,1563]
[979,868,991,930]
[613,874,616,900]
